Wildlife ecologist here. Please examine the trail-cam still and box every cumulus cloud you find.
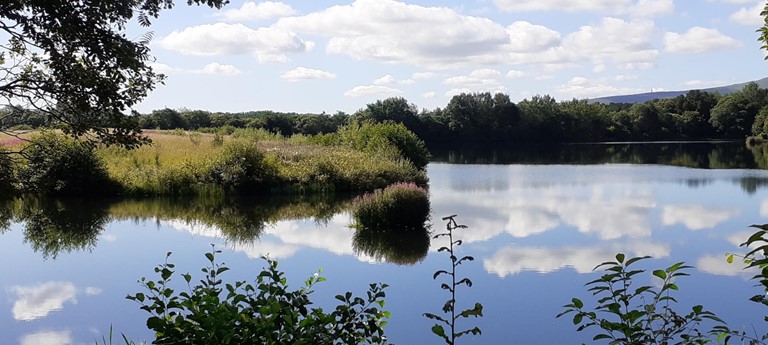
[281,67,336,81]
[344,85,402,97]
[563,17,658,68]
[492,0,673,16]
[20,331,72,345]
[276,0,550,68]
[150,62,242,76]
[665,27,742,53]
[557,77,644,99]
[216,1,296,22]
[158,23,313,61]
[373,74,396,85]
[729,2,764,26]
[506,70,526,79]
[423,91,437,98]
[11,282,77,321]
[697,254,755,277]
[661,204,740,230]
[412,72,437,80]
[445,69,502,86]
[484,242,670,277]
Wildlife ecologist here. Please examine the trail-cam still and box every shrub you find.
[20,132,116,195]
[352,182,430,232]
[208,140,278,193]
[316,122,431,170]
[558,254,723,344]
[127,248,390,344]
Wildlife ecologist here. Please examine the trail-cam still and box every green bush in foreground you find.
[20,132,116,195]
[352,182,430,232]
[127,248,390,344]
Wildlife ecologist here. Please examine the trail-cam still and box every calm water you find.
[3,142,768,344]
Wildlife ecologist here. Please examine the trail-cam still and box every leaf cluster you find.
[558,253,723,345]
[127,247,390,344]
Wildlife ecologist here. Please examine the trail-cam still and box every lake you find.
[3,141,768,344]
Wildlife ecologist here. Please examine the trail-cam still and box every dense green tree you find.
[180,110,212,130]
[0,0,229,147]
[353,97,421,132]
[151,108,185,130]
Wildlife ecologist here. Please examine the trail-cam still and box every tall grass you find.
[96,130,427,196]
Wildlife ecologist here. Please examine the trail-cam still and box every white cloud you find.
[398,79,416,85]
[20,331,72,345]
[281,67,336,81]
[84,287,102,296]
[729,2,764,26]
[373,74,396,85]
[505,21,561,52]
[696,255,755,277]
[216,1,296,22]
[422,91,437,98]
[445,69,502,86]
[277,0,549,68]
[484,242,670,277]
[150,62,242,76]
[505,207,560,237]
[158,23,313,61]
[761,198,768,216]
[199,63,242,76]
[592,64,607,73]
[344,85,402,97]
[230,240,300,259]
[661,204,740,230]
[557,77,644,99]
[563,17,658,68]
[665,27,742,53]
[445,88,474,97]
[11,282,77,321]
[506,70,526,79]
[492,0,673,16]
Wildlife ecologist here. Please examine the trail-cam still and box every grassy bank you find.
[2,124,429,196]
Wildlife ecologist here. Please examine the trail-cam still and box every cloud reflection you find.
[696,255,755,277]
[19,330,72,345]
[484,242,670,277]
[661,205,739,230]
[435,187,656,242]
[11,282,77,321]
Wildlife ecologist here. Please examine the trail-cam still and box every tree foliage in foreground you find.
[0,0,229,147]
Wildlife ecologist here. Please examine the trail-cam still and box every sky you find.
[134,0,768,114]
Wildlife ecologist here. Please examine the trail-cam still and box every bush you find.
[20,132,116,195]
[208,140,278,193]
[352,182,430,232]
[127,248,390,344]
[316,122,431,170]
[558,254,723,344]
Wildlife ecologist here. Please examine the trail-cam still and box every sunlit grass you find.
[97,130,427,195]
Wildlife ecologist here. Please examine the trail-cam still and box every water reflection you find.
[484,242,670,277]
[352,224,430,265]
[19,330,72,345]
[661,204,740,230]
[431,142,759,169]
[11,281,77,321]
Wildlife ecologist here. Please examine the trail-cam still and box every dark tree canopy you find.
[0,0,229,147]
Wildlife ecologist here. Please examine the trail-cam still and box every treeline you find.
[7,83,768,146]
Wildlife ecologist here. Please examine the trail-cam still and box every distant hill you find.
[588,77,768,104]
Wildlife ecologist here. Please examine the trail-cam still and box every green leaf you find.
[431,325,446,338]
[615,253,625,263]
[572,298,583,309]
[727,254,734,264]
[653,269,667,280]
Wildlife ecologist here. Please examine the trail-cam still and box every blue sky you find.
[135,0,768,114]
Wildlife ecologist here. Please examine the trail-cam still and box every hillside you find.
[588,77,768,104]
